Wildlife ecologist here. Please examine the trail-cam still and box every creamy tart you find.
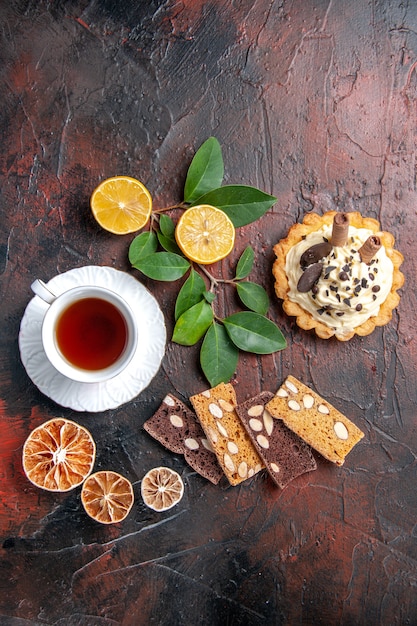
[273,211,404,340]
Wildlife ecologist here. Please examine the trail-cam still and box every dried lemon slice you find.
[22,418,96,492]
[141,466,184,512]
[90,175,152,235]
[175,204,235,264]
[81,470,134,524]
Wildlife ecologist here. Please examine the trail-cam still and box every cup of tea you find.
[31,279,138,383]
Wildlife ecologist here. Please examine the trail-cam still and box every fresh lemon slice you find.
[81,470,134,524]
[90,175,152,235]
[22,418,96,492]
[175,204,235,264]
[141,466,184,512]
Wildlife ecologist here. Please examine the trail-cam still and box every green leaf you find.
[128,231,158,265]
[235,246,255,279]
[200,322,239,386]
[175,269,207,321]
[192,185,276,228]
[157,214,181,253]
[223,311,287,354]
[184,137,224,204]
[133,252,190,281]
[236,282,270,315]
[203,291,216,304]
[159,214,175,237]
[172,300,214,346]
[157,230,182,254]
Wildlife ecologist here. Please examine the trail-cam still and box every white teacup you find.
[31,279,138,383]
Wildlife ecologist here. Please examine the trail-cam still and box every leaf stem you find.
[197,264,236,291]
[198,264,218,291]
[153,202,188,214]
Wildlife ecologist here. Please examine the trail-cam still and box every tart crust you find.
[272,211,404,340]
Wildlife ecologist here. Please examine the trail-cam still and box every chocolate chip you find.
[356,303,362,311]
[336,311,345,316]
[372,285,380,292]
[369,273,375,280]
[361,278,368,288]
[339,271,349,281]
[300,242,332,268]
[297,262,323,292]
[343,298,351,307]
[324,265,337,278]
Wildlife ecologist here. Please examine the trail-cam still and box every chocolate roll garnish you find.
[331,212,350,247]
[358,236,381,264]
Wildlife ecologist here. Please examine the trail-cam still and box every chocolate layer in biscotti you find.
[143,393,224,484]
[236,391,317,488]
[266,376,364,466]
[190,383,264,486]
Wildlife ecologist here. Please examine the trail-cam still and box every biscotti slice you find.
[266,376,364,466]
[143,394,224,485]
[190,383,264,486]
[236,391,317,488]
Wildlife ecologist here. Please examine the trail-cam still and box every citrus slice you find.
[175,204,235,264]
[22,418,96,492]
[90,175,152,234]
[141,466,184,512]
[81,470,134,524]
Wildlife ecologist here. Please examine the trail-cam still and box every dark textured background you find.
[1,1,416,624]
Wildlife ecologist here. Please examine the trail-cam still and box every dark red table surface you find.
[1,1,416,624]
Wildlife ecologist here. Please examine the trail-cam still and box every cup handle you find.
[31,279,57,305]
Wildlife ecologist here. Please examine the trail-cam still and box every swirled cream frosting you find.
[285,225,394,332]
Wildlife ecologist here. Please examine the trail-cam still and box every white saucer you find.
[19,266,166,412]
